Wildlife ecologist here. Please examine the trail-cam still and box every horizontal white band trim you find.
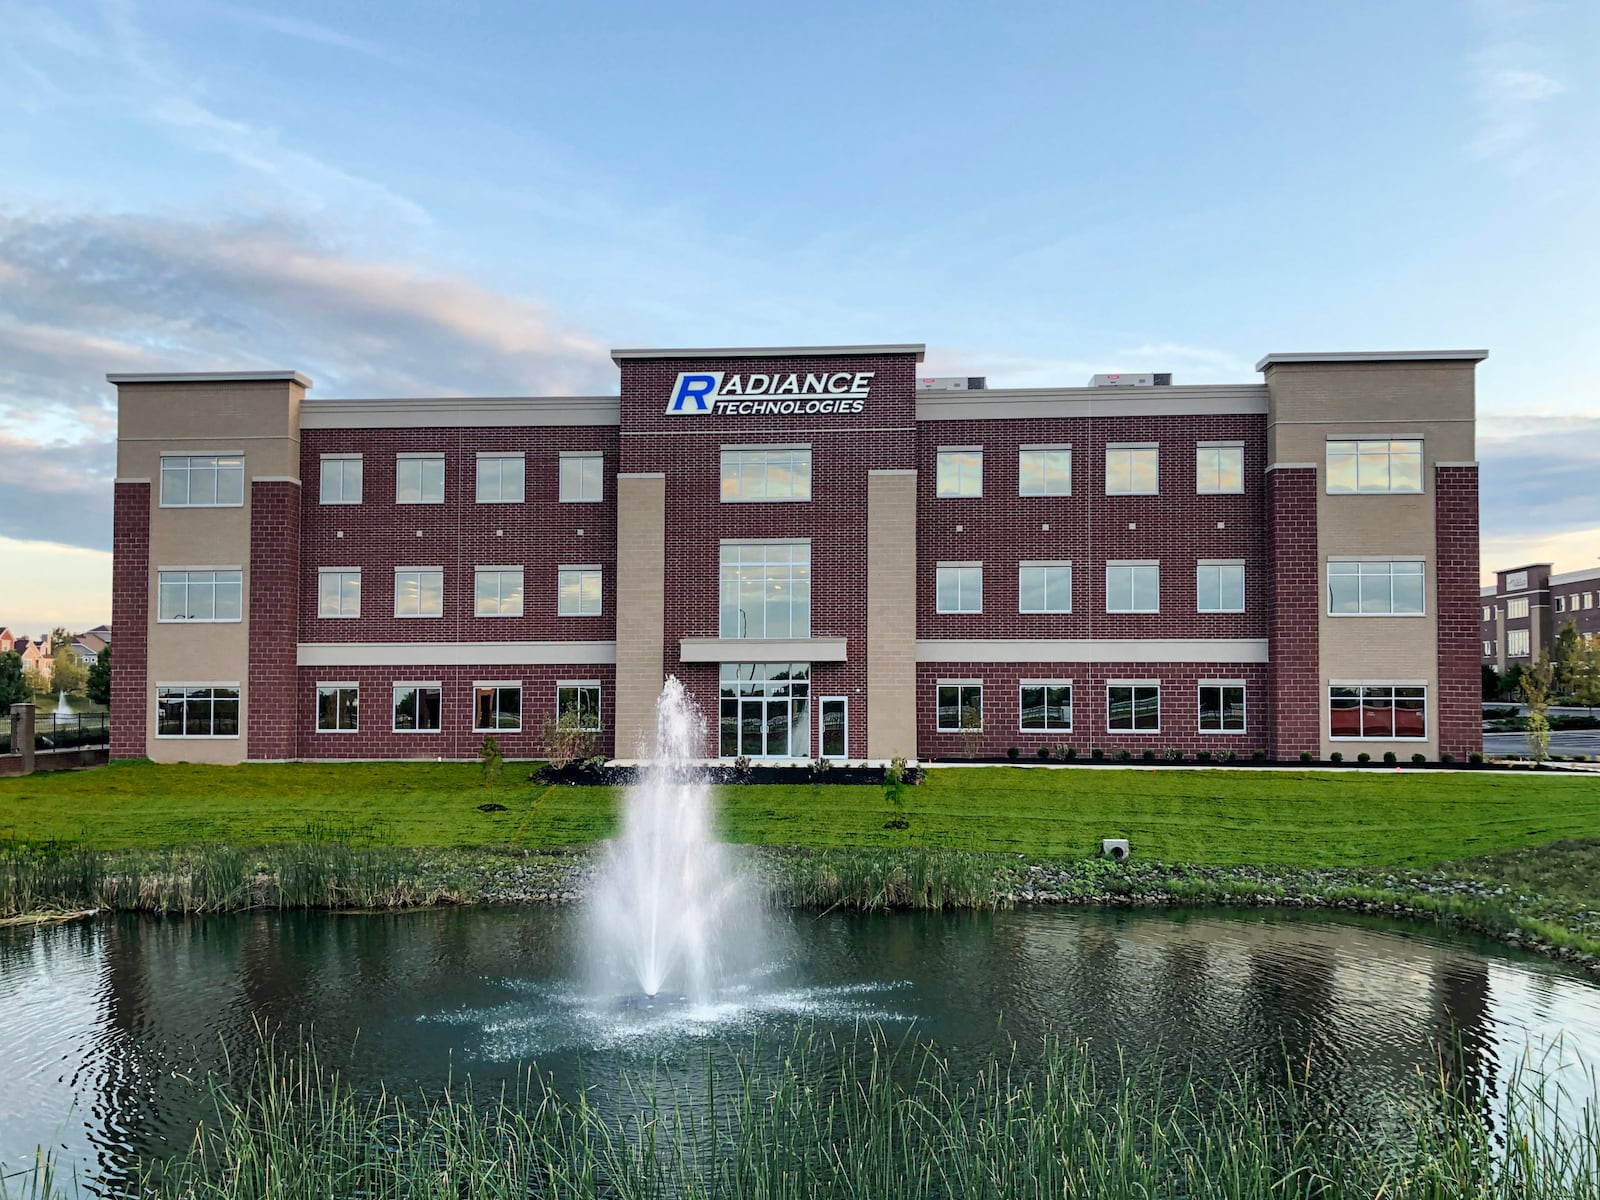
[1265,463,1318,471]
[719,442,809,451]
[114,476,152,484]
[1106,679,1161,687]
[296,641,617,667]
[916,638,1270,664]
[1197,558,1246,566]
[301,397,619,429]
[1256,350,1487,370]
[252,476,301,484]
[918,385,1268,422]
[111,370,313,387]
[679,636,848,663]
[1199,679,1248,687]
[1435,461,1478,468]
[868,468,917,476]
[321,452,363,460]
[618,472,666,479]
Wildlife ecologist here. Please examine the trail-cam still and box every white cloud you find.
[1467,1,1569,172]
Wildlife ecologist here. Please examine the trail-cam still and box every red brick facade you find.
[1265,467,1319,758]
[248,479,302,760]
[1435,466,1482,759]
[110,481,150,759]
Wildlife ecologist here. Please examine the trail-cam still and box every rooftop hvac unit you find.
[917,376,987,391]
[1089,372,1173,387]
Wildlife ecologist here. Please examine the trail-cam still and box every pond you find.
[3,904,1599,1193]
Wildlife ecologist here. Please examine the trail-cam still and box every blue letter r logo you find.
[666,372,723,414]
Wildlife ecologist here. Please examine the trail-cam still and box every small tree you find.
[882,755,910,830]
[1554,621,1583,697]
[479,734,503,786]
[1573,637,1600,717]
[22,663,49,698]
[956,700,984,761]
[86,644,112,708]
[0,652,26,710]
[49,647,88,697]
[1481,662,1501,701]
[1521,651,1555,762]
[541,706,601,769]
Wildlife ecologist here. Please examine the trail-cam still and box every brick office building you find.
[108,344,1486,764]
[1481,563,1600,670]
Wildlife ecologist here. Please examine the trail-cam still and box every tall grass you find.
[769,847,1018,910]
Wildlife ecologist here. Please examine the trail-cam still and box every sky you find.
[1,0,1597,635]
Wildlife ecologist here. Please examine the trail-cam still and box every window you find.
[1106,561,1159,613]
[1329,685,1427,740]
[1105,444,1158,495]
[316,684,358,732]
[936,681,983,732]
[1556,595,1567,613]
[1326,439,1423,494]
[1508,629,1531,657]
[157,569,242,622]
[719,542,810,637]
[1506,597,1529,620]
[394,568,444,618]
[1483,606,1491,622]
[719,665,807,756]
[720,447,810,501]
[1196,443,1244,494]
[474,683,522,732]
[1196,561,1245,613]
[396,454,445,504]
[1484,641,1494,657]
[1018,561,1071,613]
[557,682,603,732]
[1198,683,1246,733]
[1588,594,1596,611]
[936,563,983,613]
[1020,682,1072,732]
[1018,446,1071,496]
[476,453,525,503]
[156,686,240,738]
[936,448,983,497]
[1107,683,1160,732]
[319,455,363,504]
[559,452,605,502]
[475,567,525,617]
[393,684,442,732]
[1327,561,1425,615]
[159,455,244,507]
[558,567,603,617]
[317,569,361,619]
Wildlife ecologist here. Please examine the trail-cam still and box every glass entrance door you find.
[720,663,810,757]
[820,697,847,759]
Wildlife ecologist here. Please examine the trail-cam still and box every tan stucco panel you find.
[613,474,666,758]
[866,471,918,759]
[116,380,304,479]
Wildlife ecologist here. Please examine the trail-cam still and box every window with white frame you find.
[1106,561,1159,613]
[316,684,358,732]
[1020,682,1072,731]
[473,682,522,731]
[1484,641,1494,657]
[319,455,363,504]
[159,455,244,507]
[1483,605,1491,622]
[718,542,809,637]
[1198,683,1246,733]
[1018,446,1071,496]
[474,567,524,617]
[476,453,525,503]
[156,685,240,737]
[1107,683,1160,732]
[556,682,602,731]
[317,568,361,618]
[1329,685,1426,739]
[1507,596,1529,619]
[393,684,442,732]
[394,568,444,617]
[558,566,603,617]
[936,681,983,731]
[157,569,242,622]
[1196,561,1245,613]
[936,562,983,613]
[720,447,810,502]
[1105,444,1158,495]
[936,448,982,497]
[396,453,445,504]
[1588,593,1596,610]
[1196,443,1244,494]
[1326,439,1423,494]
[559,452,605,502]
[1018,561,1071,613]
[1508,629,1531,657]
[1556,595,1567,613]
[1327,560,1425,615]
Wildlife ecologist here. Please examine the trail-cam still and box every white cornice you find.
[298,396,620,429]
[917,384,1268,423]
[108,370,313,388]
[1255,350,1488,372]
[916,638,1270,664]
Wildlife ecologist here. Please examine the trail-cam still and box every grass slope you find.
[2,761,1597,867]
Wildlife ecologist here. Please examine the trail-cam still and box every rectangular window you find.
[155,685,240,738]
[317,569,361,619]
[1105,444,1158,495]
[316,684,358,733]
[1020,682,1072,731]
[557,682,602,731]
[1107,683,1160,732]
[393,684,442,732]
[720,447,811,502]
[476,453,525,503]
[1329,685,1427,740]
[474,567,524,617]
[1508,629,1531,657]
[1327,560,1426,615]
[1556,595,1566,613]
[1196,561,1246,613]
[718,542,810,637]
[558,566,603,617]
[1483,605,1491,622]
[718,664,808,757]
[1484,641,1494,657]
[319,455,363,504]
[1326,439,1423,494]
[1106,561,1159,613]
[157,569,243,622]
[936,448,983,497]
[159,455,244,507]
[1588,593,1595,610]
[1018,561,1071,613]
[1198,683,1246,733]
[1196,443,1244,494]
[559,452,605,502]
[1507,597,1529,619]
[473,683,522,732]
[936,681,983,732]
[396,453,445,504]
[394,568,444,618]
[1018,446,1071,496]
[936,562,983,613]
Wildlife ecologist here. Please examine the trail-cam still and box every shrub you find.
[1469,751,1484,764]
[1163,747,1182,761]
[1065,746,1078,760]
[1578,754,1591,763]
[1330,751,1343,763]
[1142,748,1157,761]
[882,756,910,830]
[1441,752,1455,764]
[1006,746,1020,760]
[1299,751,1314,763]
[810,757,832,776]
[1251,748,1266,762]
[1382,751,1397,765]
[1036,746,1051,759]
[1357,752,1371,764]
[1090,747,1104,761]
[1114,748,1132,762]
[1196,750,1212,763]
[1411,753,1426,765]
[733,754,753,776]
[541,708,602,769]
[1222,749,1237,763]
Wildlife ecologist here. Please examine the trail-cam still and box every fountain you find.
[586,677,768,1003]
[53,690,72,718]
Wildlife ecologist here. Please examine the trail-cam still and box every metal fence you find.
[2,712,111,755]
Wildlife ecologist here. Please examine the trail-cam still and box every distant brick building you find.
[1481,563,1600,669]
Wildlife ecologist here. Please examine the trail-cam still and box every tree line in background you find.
[1482,620,1600,712]
[0,641,111,711]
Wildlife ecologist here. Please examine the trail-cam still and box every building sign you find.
[666,371,873,415]
[1506,571,1528,592]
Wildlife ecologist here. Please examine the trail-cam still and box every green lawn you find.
[1,761,1597,867]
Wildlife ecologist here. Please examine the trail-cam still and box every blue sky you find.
[1,0,1597,633]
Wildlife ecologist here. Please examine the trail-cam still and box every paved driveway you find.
[1483,730,1600,759]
